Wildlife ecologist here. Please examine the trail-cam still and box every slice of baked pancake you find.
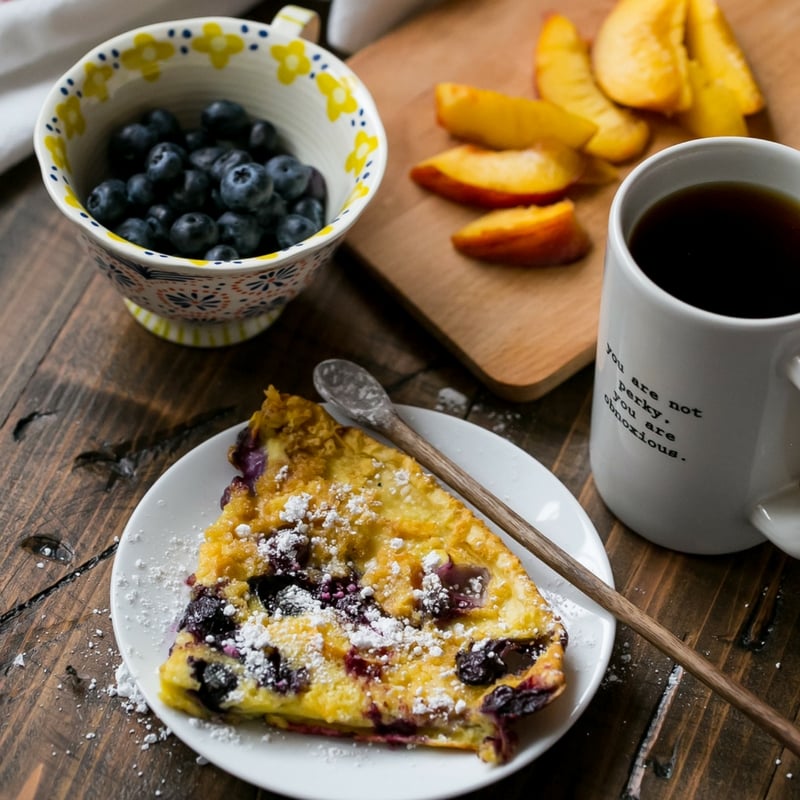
[159,387,567,763]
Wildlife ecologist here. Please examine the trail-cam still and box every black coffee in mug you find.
[628,181,800,319]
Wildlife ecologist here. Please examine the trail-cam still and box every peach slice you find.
[410,141,587,207]
[534,12,650,163]
[685,0,764,115]
[575,155,620,185]
[434,82,598,151]
[451,200,591,267]
[677,59,747,137]
[592,0,692,114]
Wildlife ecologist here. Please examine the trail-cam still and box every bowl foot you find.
[124,301,283,347]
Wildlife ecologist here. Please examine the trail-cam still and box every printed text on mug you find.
[601,342,704,461]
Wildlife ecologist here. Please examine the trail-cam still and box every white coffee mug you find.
[589,136,800,557]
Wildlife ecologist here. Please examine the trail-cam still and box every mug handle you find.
[750,488,800,559]
[271,5,322,43]
[749,354,800,558]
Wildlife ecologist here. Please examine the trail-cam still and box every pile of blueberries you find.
[85,99,327,260]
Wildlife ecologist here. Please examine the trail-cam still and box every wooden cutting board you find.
[343,0,796,401]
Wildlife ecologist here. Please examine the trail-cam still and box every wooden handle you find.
[385,415,800,757]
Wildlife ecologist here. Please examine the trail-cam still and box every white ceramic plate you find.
[110,406,615,800]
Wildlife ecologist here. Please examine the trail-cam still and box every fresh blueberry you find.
[146,207,177,250]
[141,107,182,143]
[91,99,329,261]
[170,212,219,256]
[217,210,262,256]
[108,122,157,175]
[204,243,240,261]
[304,165,328,203]
[143,214,171,248]
[248,119,279,160]
[275,213,317,248]
[126,173,155,210]
[254,193,288,233]
[291,196,324,229]
[86,178,129,225]
[168,169,210,212]
[115,217,156,249]
[208,186,227,214]
[210,148,252,184]
[145,141,186,183]
[189,145,230,175]
[183,127,211,152]
[146,203,177,228]
[265,154,311,201]
[220,162,273,212]
[201,99,250,140]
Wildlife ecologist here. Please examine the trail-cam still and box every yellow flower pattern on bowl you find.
[272,39,312,84]
[121,33,176,81]
[82,62,115,102]
[192,22,245,69]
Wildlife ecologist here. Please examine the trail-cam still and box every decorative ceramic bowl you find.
[34,6,386,347]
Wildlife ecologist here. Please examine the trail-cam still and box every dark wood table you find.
[1,4,799,799]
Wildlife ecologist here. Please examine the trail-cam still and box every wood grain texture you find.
[1,2,799,799]
[344,0,794,400]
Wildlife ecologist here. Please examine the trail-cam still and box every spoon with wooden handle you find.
[313,357,800,757]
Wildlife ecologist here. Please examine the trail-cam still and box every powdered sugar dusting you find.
[110,661,149,715]
[435,388,468,415]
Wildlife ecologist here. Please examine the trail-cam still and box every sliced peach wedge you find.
[451,200,591,267]
[677,59,747,137]
[534,13,650,163]
[410,141,590,208]
[685,0,764,116]
[592,0,692,114]
[434,82,598,151]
